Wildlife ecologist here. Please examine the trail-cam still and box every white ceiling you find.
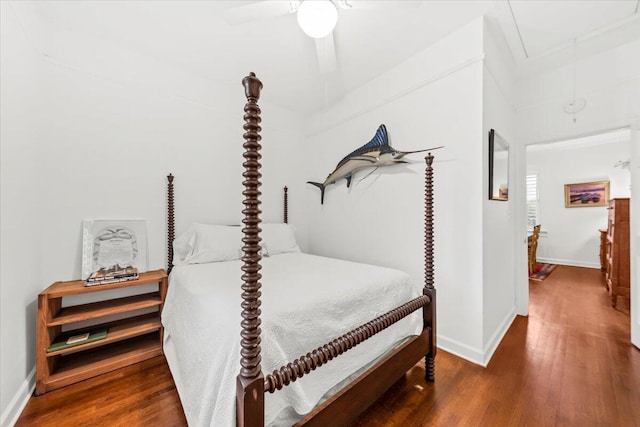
[31,0,640,113]
[527,128,630,151]
[509,0,638,57]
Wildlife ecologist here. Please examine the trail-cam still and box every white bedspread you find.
[162,252,422,426]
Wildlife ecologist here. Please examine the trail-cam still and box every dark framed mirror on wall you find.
[488,129,509,201]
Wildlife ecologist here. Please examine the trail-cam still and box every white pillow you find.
[173,224,242,265]
[261,223,300,255]
[172,223,298,265]
[172,224,198,266]
[186,224,243,264]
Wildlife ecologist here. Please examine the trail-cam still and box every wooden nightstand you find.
[35,269,168,395]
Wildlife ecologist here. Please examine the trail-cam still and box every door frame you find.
[516,125,638,349]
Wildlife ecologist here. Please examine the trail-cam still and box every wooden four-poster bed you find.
[162,73,437,426]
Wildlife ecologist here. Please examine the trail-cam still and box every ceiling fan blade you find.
[224,1,299,26]
[315,32,337,74]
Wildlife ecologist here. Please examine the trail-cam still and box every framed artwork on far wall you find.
[564,180,610,208]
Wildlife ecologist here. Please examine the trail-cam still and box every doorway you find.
[520,127,637,346]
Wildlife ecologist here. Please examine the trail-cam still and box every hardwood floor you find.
[15,357,186,427]
[356,266,639,426]
[16,265,639,426]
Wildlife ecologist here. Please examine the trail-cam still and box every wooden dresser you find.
[599,228,607,277]
[605,198,630,308]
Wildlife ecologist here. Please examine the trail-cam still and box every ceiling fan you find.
[224,1,419,74]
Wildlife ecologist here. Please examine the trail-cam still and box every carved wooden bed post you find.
[283,186,288,224]
[424,154,437,381]
[167,173,175,275]
[237,72,265,427]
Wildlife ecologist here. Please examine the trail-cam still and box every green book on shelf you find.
[47,328,108,353]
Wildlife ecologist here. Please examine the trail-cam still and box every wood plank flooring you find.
[356,266,639,426]
[16,265,639,426]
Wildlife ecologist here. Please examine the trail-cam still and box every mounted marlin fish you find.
[307,124,442,204]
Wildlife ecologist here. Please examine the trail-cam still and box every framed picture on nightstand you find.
[81,219,148,280]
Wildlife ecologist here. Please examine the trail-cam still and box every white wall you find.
[0,3,44,425]
[0,5,308,423]
[528,137,631,268]
[305,19,487,363]
[481,17,518,364]
[35,17,308,285]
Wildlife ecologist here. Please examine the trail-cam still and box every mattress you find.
[162,252,422,426]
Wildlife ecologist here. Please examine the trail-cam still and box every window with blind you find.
[526,174,538,230]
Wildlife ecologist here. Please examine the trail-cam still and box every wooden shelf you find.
[46,313,162,357]
[44,333,162,393]
[36,270,168,395]
[43,270,168,298]
[48,292,162,326]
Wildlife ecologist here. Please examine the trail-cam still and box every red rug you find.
[529,263,557,281]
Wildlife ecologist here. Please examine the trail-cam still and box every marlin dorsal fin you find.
[335,125,388,169]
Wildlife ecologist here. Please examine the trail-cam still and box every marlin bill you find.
[307,124,442,204]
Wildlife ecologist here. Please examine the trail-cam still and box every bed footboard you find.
[296,329,430,426]
[264,295,430,392]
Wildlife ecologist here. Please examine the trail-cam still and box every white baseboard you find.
[482,308,516,366]
[437,335,485,366]
[537,257,599,269]
[0,367,35,427]
[437,308,517,367]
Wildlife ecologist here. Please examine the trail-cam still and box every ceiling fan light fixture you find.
[297,0,338,39]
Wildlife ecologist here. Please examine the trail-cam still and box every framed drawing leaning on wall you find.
[82,219,148,284]
[564,181,610,208]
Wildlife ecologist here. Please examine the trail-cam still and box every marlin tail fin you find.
[307,181,326,205]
